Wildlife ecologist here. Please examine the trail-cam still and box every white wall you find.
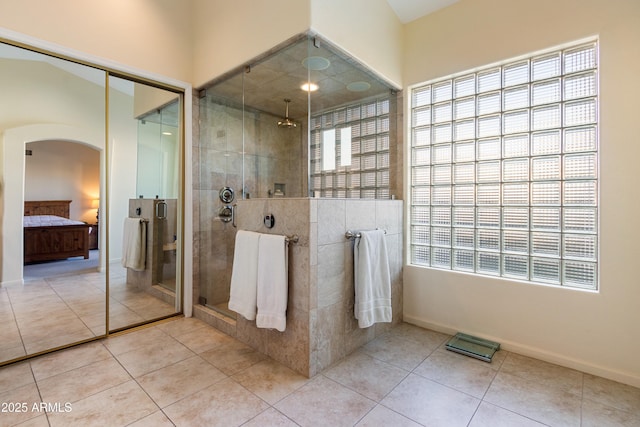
[0,0,192,83]
[0,0,401,91]
[402,0,640,387]
[310,0,403,89]
[0,53,143,283]
[25,140,100,223]
[0,57,108,284]
[0,3,193,311]
[191,0,311,87]
[191,0,403,89]
[2,124,105,284]
[107,89,142,266]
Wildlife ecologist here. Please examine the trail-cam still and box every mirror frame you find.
[0,28,193,366]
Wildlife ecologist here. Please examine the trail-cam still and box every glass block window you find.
[310,97,390,198]
[409,41,598,290]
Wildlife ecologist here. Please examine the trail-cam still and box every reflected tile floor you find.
[0,263,175,361]
[1,318,639,427]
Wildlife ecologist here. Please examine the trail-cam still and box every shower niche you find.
[194,34,402,376]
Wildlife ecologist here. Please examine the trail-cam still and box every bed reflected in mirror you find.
[0,40,107,363]
[0,39,183,366]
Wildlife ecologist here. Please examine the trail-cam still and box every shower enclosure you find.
[195,34,399,320]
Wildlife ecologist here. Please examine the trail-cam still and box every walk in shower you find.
[195,35,399,319]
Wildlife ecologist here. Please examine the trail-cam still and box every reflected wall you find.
[0,42,108,363]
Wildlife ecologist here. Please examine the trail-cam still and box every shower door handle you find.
[232,203,237,228]
[156,201,167,219]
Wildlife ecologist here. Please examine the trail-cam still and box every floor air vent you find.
[445,333,500,362]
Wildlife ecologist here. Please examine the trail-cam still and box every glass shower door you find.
[108,76,183,332]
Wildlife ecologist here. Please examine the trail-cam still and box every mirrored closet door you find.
[0,39,184,366]
[107,76,183,332]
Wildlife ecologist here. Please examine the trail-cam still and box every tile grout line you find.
[48,276,101,340]
[28,360,50,427]
[4,283,28,360]
[97,339,169,425]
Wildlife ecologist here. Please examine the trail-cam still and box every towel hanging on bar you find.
[228,231,292,332]
[354,229,391,328]
[256,234,288,332]
[122,217,147,271]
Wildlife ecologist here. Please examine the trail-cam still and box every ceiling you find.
[206,37,393,121]
[386,0,459,23]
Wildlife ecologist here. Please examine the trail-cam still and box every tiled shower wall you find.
[312,198,403,375]
[194,95,305,308]
[231,198,313,375]
[193,197,403,377]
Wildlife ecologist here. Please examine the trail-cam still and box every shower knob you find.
[219,187,234,203]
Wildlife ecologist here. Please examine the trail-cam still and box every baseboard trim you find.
[0,279,24,287]
[403,314,640,389]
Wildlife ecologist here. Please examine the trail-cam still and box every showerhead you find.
[277,99,297,128]
[277,117,296,128]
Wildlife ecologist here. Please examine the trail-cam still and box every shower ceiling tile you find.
[314,77,345,94]
[204,37,394,120]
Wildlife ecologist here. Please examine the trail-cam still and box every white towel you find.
[228,230,261,321]
[256,234,288,332]
[354,230,392,328]
[122,218,146,271]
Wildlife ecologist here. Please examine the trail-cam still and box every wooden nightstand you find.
[89,223,99,250]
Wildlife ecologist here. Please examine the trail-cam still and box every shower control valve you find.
[219,187,234,203]
[264,214,275,228]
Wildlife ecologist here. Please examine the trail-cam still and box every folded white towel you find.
[354,230,392,328]
[256,234,288,332]
[228,230,261,321]
[122,218,146,271]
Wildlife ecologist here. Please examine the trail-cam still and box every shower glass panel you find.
[196,34,396,318]
[197,72,245,316]
[242,40,309,199]
[136,100,180,293]
[108,76,182,332]
[307,40,395,199]
[136,100,180,200]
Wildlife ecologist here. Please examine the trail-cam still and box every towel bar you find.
[285,234,299,244]
[345,229,386,240]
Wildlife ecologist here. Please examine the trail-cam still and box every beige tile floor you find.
[0,264,175,363]
[1,318,639,427]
